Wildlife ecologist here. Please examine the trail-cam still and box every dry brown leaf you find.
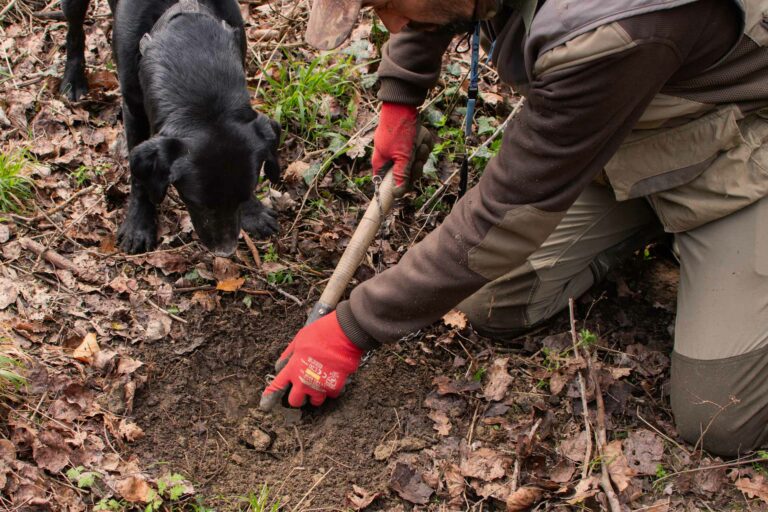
[560,430,589,463]
[566,476,600,505]
[624,429,664,476]
[735,475,768,504]
[428,410,452,436]
[145,252,188,275]
[444,464,465,506]
[283,161,310,185]
[506,486,543,511]
[604,440,636,492]
[373,437,428,461]
[191,290,218,312]
[389,462,433,505]
[549,459,576,484]
[0,278,18,310]
[144,313,172,342]
[216,277,245,292]
[460,447,506,481]
[483,358,513,401]
[71,333,99,364]
[114,475,152,503]
[118,420,145,442]
[213,257,240,281]
[346,484,381,510]
[442,309,468,330]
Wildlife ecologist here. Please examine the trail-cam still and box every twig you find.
[147,298,188,324]
[31,184,97,222]
[293,425,304,466]
[654,455,768,484]
[18,237,100,283]
[241,230,262,269]
[569,298,593,481]
[571,298,621,512]
[252,274,303,306]
[636,409,691,456]
[292,467,332,512]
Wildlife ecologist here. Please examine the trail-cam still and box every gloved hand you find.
[259,311,364,411]
[372,102,434,197]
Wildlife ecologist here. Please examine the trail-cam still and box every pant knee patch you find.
[671,345,768,456]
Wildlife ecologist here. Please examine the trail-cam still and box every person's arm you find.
[376,27,456,106]
[338,39,686,347]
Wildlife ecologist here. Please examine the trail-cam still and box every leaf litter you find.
[0,0,761,509]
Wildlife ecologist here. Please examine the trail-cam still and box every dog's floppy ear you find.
[251,114,281,184]
[129,137,185,204]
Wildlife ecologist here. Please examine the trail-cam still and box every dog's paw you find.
[60,68,89,101]
[117,216,157,254]
[242,203,278,239]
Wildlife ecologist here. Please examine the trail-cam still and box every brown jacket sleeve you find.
[337,40,685,348]
[376,27,455,106]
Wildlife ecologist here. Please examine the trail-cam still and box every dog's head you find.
[129,111,281,256]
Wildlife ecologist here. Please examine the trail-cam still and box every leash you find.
[458,22,482,198]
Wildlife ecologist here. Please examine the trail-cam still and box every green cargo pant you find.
[457,183,768,456]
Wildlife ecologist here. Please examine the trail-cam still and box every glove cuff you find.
[377,78,428,106]
[336,301,380,351]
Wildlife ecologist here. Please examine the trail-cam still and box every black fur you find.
[62,0,282,255]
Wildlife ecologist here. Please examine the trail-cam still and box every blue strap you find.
[464,22,481,138]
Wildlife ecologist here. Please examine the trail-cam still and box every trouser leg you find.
[457,183,659,339]
[671,196,768,456]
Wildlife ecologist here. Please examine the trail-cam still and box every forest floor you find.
[1,0,767,510]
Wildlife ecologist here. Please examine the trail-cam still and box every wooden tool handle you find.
[306,168,396,325]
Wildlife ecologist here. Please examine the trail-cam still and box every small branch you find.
[292,467,332,512]
[31,185,97,222]
[241,230,262,269]
[147,298,188,324]
[569,298,593,481]
[18,237,100,283]
[252,274,303,306]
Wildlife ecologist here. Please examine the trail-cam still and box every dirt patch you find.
[131,300,436,509]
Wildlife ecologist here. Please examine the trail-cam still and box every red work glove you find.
[259,311,364,411]
[372,103,433,197]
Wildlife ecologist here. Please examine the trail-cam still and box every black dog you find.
[61,0,281,255]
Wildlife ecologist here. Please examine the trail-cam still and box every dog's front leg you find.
[61,0,91,100]
[242,198,278,239]
[117,181,158,254]
[122,99,150,151]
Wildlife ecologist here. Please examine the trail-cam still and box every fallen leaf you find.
[428,409,452,436]
[346,484,381,510]
[216,277,245,292]
[566,476,600,505]
[442,310,468,330]
[604,440,635,492]
[483,358,513,401]
[145,252,188,275]
[560,430,589,463]
[117,356,143,375]
[213,257,240,281]
[114,475,152,503]
[144,313,172,341]
[433,375,482,396]
[624,429,664,476]
[191,290,218,312]
[373,437,429,461]
[33,429,71,473]
[283,161,310,185]
[549,459,576,484]
[460,447,506,481]
[444,464,465,506]
[389,462,433,505]
[0,224,10,243]
[118,420,145,442]
[506,486,543,511]
[0,278,19,310]
[645,499,671,512]
[71,333,99,364]
[735,475,768,503]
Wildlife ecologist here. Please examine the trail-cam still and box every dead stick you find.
[569,298,593,481]
[252,274,303,306]
[31,185,96,222]
[573,297,622,512]
[18,237,99,283]
[241,230,262,269]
